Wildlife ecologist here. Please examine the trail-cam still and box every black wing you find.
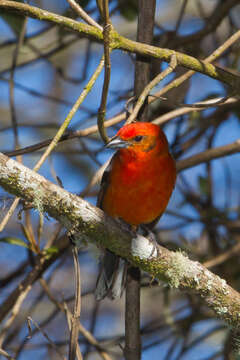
[97,154,115,209]
[95,153,127,300]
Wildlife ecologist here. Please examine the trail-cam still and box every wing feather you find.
[97,154,115,209]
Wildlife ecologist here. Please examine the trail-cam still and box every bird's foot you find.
[138,225,159,258]
[114,217,136,234]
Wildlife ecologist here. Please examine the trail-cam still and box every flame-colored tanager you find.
[96,122,176,300]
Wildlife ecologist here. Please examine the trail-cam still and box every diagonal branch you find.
[66,0,102,30]
[0,1,240,88]
[0,153,240,328]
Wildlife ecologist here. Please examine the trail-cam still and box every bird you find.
[95,122,176,300]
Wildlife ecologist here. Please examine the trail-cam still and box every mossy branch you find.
[0,153,240,328]
[1,1,240,88]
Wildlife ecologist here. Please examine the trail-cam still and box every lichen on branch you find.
[0,152,240,328]
[0,0,239,88]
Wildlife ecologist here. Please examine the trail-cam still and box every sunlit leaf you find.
[0,236,30,249]
[42,246,59,259]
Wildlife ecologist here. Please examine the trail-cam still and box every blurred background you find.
[0,0,240,359]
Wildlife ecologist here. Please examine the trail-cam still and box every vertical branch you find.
[133,0,156,122]
[125,1,156,360]
[69,246,82,360]
[125,266,141,360]
[97,0,111,144]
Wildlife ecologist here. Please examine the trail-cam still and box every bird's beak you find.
[105,136,129,149]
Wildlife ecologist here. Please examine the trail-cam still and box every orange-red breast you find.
[96,122,176,300]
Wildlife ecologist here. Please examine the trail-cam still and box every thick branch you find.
[0,1,239,88]
[0,153,240,328]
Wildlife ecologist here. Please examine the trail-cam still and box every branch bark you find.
[0,153,240,328]
[125,1,156,359]
[0,1,239,88]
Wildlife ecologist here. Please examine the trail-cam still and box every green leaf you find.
[0,236,30,249]
[0,0,25,36]
[43,246,59,259]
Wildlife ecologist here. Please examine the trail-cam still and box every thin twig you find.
[0,55,105,231]
[83,301,100,357]
[77,322,112,360]
[126,54,177,124]
[33,55,104,172]
[0,18,27,233]
[178,96,233,108]
[2,93,238,160]
[40,279,112,360]
[1,1,239,87]
[177,139,240,172]
[4,113,124,158]
[97,0,112,143]
[9,17,27,151]
[39,279,85,359]
[0,233,69,323]
[0,285,32,346]
[24,210,40,253]
[153,97,239,126]
[0,198,20,232]
[65,304,83,360]
[69,246,82,360]
[27,316,66,360]
[204,242,240,269]
[4,27,240,159]
[66,0,102,30]
[175,0,188,33]
[0,348,14,360]
[152,28,240,104]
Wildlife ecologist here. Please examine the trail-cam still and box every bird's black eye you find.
[134,135,143,142]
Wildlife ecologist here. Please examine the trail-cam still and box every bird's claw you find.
[148,234,159,258]
[138,225,159,258]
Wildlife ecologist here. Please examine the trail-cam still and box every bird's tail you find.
[95,250,127,300]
